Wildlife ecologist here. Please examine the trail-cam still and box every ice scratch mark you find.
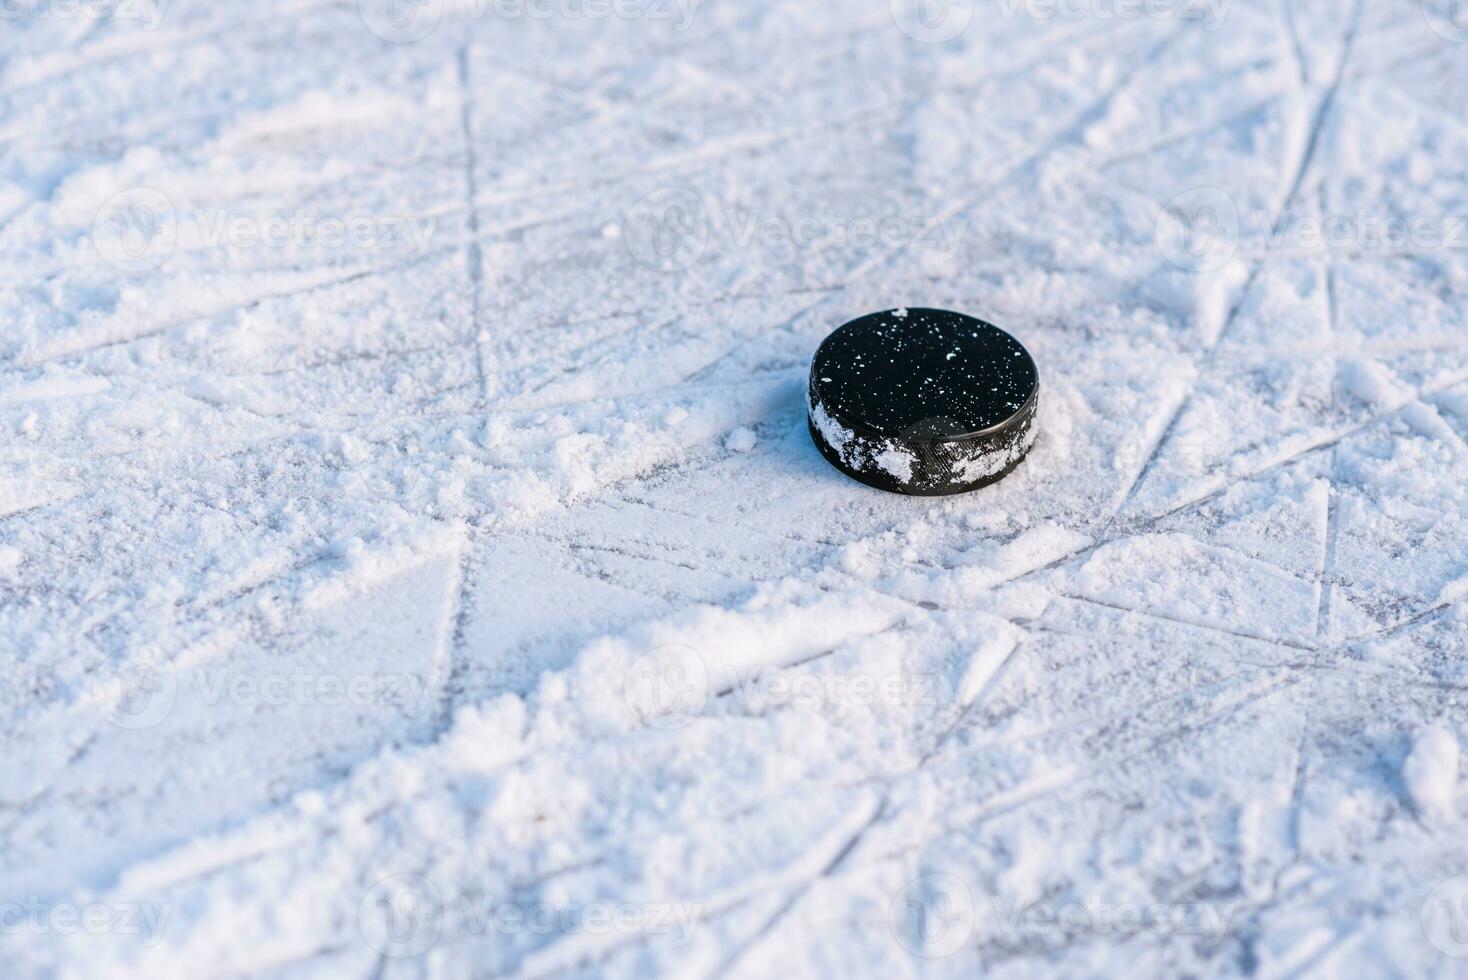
[458,45,491,409]
[1315,262,1342,644]
[1279,0,1308,87]
[859,678,1296,872]
[434,526,478,739]
[1054,592,1317,652]
[705,792,885,980]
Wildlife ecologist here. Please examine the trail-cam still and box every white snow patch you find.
[873,446,915,482]
[809,399,856,462]
[955,617,1023,706]
[1404,727,1460,822]
[725,426,757,453]
[1439,574,1468,608]
[1336,358,1410,408]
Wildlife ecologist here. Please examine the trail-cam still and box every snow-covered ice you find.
[2,0,1468,977]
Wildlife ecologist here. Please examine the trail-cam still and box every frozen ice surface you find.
[2,1,1468,977]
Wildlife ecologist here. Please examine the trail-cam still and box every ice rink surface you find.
[3,0,1468,976]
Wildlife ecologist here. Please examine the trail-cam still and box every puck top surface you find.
[810,308,1037,438]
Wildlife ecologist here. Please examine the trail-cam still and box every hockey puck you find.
[807,308,1039,495]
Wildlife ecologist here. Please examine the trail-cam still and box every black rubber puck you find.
[807,308,1039,496]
